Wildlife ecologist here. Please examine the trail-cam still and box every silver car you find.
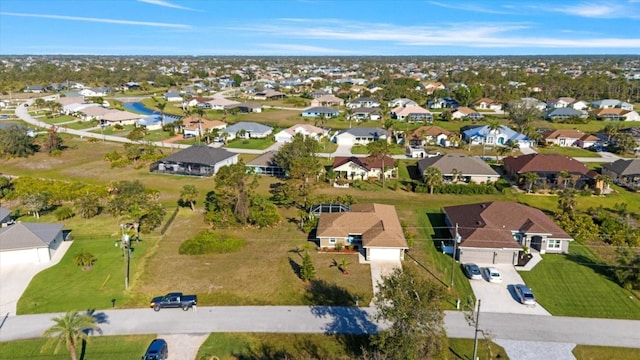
[463,263,483,280]
[514,284,536,305]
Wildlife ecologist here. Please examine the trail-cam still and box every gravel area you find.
[495,339,576,360]
[157,333,209,360]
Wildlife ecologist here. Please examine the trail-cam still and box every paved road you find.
[2,307,640,349]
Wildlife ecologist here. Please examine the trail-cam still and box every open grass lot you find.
[135,207,373,307]
[518,243,640,319]
[0,335,155,359]
[536,145,600,158]
[40,115,77,125]
[224,137,275,150]
[573,345,640,360]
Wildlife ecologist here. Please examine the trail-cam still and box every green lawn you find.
[536,146,600,158]
[0,335,155,360]
[518,243,640,319]
[224,137,275,150]
[573,345,640,360]
[41,115,77,124]
[351,144,406,155]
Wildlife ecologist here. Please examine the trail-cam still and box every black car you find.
[463,263,483,280]
[142,338,168,360]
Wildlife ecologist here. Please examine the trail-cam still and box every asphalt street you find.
[2,306,640,349]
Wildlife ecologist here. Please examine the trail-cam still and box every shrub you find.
[335,242,344,252]
[54,205,75,220]
[179,231,246,255]
[72,249,96,268]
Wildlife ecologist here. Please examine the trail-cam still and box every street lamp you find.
[450,223,462,288]
[120,224,131,290]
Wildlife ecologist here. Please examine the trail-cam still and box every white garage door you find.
[336,137,355,146]
[0,248,49,265]
[368,248,401,261]
[460,249,517,265]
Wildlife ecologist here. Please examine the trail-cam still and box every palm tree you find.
[497,145,510,164]
[557,189,577,214]
[523,172,539,193]
[367,140,392,188]
[451,168,461,184]
[41,311,101,360]
[155,100,167,127]
[423,166,443,194]
[558,170,570,189]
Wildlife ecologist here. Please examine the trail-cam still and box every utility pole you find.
[120,224,131,289]
[450,223,461,288]
[472,299,481,360]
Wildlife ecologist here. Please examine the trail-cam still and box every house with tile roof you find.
[151,146,238,177]
[472,98,502,112]
[332,155,395,181]
[349,107,381,121]
[182,118,227,138]
[590,108,640,121]
[409,126,455,147]
[391,105,433,122]
[540,129,599,148]
[315,203,408,261]
[417,154,500,184]
[451,106,483,120]
[0,221,66,265]
[503,153,599,190]
[310,94,344,107]
[443,201,573,264]
[601,159,640,190]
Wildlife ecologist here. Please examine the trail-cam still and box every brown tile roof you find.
[503,153,591,175]
[541,129,586,140]
[333,155,394,171]
[443,201,572,249]
[316,203,407,249]
[411,125,452,138]
[183,119,227,131]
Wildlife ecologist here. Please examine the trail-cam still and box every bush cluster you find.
[179,231,247,255]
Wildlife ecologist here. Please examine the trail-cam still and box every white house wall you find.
[213,155,239,174]
[0,247,50,265]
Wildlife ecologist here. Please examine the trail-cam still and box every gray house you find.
[602,159,640,190]
[151,146,238,177]
[0,222,66,265]
[221,121,273,140]
[417,155,500,184]
[443,201,573,265]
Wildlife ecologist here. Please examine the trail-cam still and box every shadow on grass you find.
[288,257,302,280]
[406,252,448,288]
[564,252,615,279]
[234,343,294,360]
[405,163,423,181]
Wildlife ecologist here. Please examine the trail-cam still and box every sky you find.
[1,0,640,56]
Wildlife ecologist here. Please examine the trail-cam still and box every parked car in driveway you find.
[485,267,502,283]
[463,263,483,280]
[514,284,536,305]
[142,338,168,360]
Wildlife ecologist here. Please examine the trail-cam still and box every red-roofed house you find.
[332,155,395,181]
[443,201,573,265]
[503,153,599,190]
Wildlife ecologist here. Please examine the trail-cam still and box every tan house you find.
[333,155,395,181]
[410,126,454,147]
[310,95,344,107]
[182,118,227,138]
[472,98,502,111]
[315,203,408,261]
[540,129,598,148]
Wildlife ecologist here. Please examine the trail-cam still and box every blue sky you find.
[1,0,639,56]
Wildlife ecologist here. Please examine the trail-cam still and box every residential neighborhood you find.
[1,53,640,360]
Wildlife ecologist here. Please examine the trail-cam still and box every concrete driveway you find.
[467,264,550,316]
[0,241,72,315]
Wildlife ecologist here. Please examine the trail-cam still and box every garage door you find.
[460,249,517,265]
[0,248,43,265]
[368,248,401,261]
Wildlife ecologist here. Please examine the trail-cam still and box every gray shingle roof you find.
[161,146,237,166]
[602,159,640,176]
[0,222,64,250]
[222,122,272,134]
[417,155,499,176]
[0,207,11,223]
[341,127,387,137]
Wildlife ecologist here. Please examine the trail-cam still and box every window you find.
[329,238,336,244]
[547,239,561,249]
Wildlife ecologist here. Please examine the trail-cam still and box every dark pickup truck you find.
[150,292,197,311]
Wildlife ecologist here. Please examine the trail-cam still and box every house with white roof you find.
[333,127,387,146]
[461,125,534,148]
[221,121,273,140]
[274,124,328,143]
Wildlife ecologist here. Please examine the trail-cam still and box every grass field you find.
[518,243,640,319]
[573,345,640,360]
[224,137,275,150]
[0,335,155,360]
[536,145,600,157]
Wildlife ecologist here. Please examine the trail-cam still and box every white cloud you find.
[0,12,191,29]
[534,1,640,19]
[257,43,360,55]
[427,1,512,14]
[137,0,198,11]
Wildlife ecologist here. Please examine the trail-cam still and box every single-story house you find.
[590,108,640,121]
[202,98,241,110]
[333,127,387,146]
[503,153,599,190]
[388,98,418,108]
[315,203,408,261]
[417,154,500,184]
[229,102,262,113]
[310,95,344,107]
[601,159,640,190]
[461,125,534,148]
[274,124,328,143]
[252,90,286,100]
[451,106,483,120]
[301,106,340,119]
[164,90,183,102]
[472,98,502,111]
[391,105,433,122]
[151,146,238,177]
[100,110,145,126]
[245,151,285,177]
[221,121,273,140]
[0,222,66,265]
[410,126,455,147]
[591,99,634,111]
[347,97,380,109]
[349,107,382,121]
[443,201,573,265]
[545,107,587,121]
[540,129,597,148]
[428,97,459,109]
[333,155,395,181]
[183,118,227,138]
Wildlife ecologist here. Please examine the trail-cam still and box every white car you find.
[486,267,502,283]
